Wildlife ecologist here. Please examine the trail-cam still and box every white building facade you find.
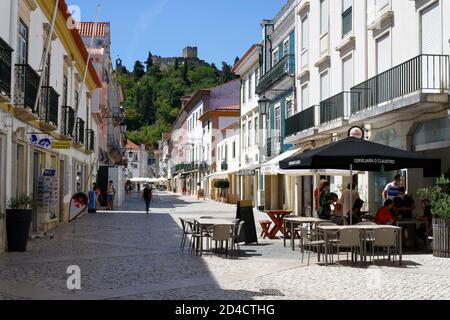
[285,0,450,214]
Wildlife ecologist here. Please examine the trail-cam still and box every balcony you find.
[320,91,357,124]
[256,54,295,95]
[61,106,75,138]
[85,129,95,151]
[285,106,316,137]
[0,37,13,100]
[37,86,59,132]
[351,54,449,115]
[14,64,40,121]
[75,118,85,145]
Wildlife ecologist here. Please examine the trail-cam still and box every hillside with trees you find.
[116,52,238,149]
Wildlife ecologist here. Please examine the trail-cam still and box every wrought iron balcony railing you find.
[0,37,13,97]
[75,118,85,145]
[266,136,283,158]
[256,54,295,95]
[351,54,449,114]
[320,91,358,124]
[39,86,59,127]
[61,106,75,137]
[86,129,95,151]
[15,64,40,110]
[285,106,316,137]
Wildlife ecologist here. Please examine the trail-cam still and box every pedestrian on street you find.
[107,180,116,211]
[93,182,101,210]
[142,183,153,214]
[137,183,141,193]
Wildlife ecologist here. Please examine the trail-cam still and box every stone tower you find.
[182,46,198,59]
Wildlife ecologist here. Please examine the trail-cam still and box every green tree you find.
[145,51,154,72]
[133,60,145,81]
[221,61,236,82]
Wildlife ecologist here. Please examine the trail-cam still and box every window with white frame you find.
[320,0,329,35]
[320,70,330,101]
[275,106,281,134]
[248,120,252,148]
[301,84,309,111]
[255,68,260,86]
[254,116,258,145]
[301,14,309,51]
[283,38,290,56]
[342,54,353,92]
[242,124,246,149]
[376,32,391,73]
[342,0,352,37]
[421,1,441,55]
[242,80,247,103]
[286,99,294,119]
[248,74,253,100]
[273,48,279,66]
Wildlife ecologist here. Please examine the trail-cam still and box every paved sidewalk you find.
[0,192,450,300]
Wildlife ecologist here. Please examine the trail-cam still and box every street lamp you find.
[120,122,127,134]
[258,96,271,115]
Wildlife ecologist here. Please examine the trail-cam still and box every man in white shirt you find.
[339,183,360,218]
[383,174,401,201]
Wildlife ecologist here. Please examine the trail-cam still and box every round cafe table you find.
[264,210,293,239]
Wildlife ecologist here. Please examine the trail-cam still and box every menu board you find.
[236,200,258,245]
[36,175,59,224]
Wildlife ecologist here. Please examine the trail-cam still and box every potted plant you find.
[6,195,36,252]
[418,175,450,258]
[214,180,230,203]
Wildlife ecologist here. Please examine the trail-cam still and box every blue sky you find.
[68,0,286,69]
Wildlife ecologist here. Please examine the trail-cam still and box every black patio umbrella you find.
[279,137,441,223]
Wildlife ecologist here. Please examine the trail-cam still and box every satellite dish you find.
[68,192,88,222]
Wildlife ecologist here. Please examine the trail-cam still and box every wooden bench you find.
[259,220,272,239]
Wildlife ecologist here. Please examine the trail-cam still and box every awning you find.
[278,169,363,177]
[260,147,302,176]
[204,169,238,180]
[238,164,260,176]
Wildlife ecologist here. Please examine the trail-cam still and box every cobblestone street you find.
[0,192,449,300]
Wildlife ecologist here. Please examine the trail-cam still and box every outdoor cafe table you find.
[317,225,403,266]
[264,210,293,239]
[194,218,235,256]
[283,217,327,250]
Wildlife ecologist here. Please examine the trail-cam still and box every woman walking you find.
[107,180,116,211]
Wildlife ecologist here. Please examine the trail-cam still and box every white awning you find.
[260,147,302,176]
[204,169,238,180]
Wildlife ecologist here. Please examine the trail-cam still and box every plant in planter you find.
[417,175,450,258]
[6,195,37,252]
[214,179,230,202]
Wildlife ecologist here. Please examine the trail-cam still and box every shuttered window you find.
[376,33,391,74]
[421,1,441,54]
[342,55,353,91]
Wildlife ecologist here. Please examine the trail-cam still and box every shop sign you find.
[52,140,72,149]
[43,169,56,177]
[239,169,256,176]
[29,134,52,148]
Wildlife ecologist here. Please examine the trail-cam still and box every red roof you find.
[125,140,140,150]
[76,22,109,37]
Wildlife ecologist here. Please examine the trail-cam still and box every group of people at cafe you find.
[315,174,432,248]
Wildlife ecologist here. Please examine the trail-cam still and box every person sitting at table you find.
[393,187,415,220]
[318,182,332,220]
[416,199,433,245]
[349,198,365,225]
[375,199,395,225]
[394,187,417,248]
[330,193,346,225]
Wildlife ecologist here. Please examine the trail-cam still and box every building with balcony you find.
[257,0,298,211]
[77,22,126,167]
[284,0,450,215]
[232,44,263,208]
[169,80,240,198]
[0,0,102,251]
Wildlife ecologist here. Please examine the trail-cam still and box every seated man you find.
[393,187,415,220]
[375,199,395,225]
[350,198,365,225]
